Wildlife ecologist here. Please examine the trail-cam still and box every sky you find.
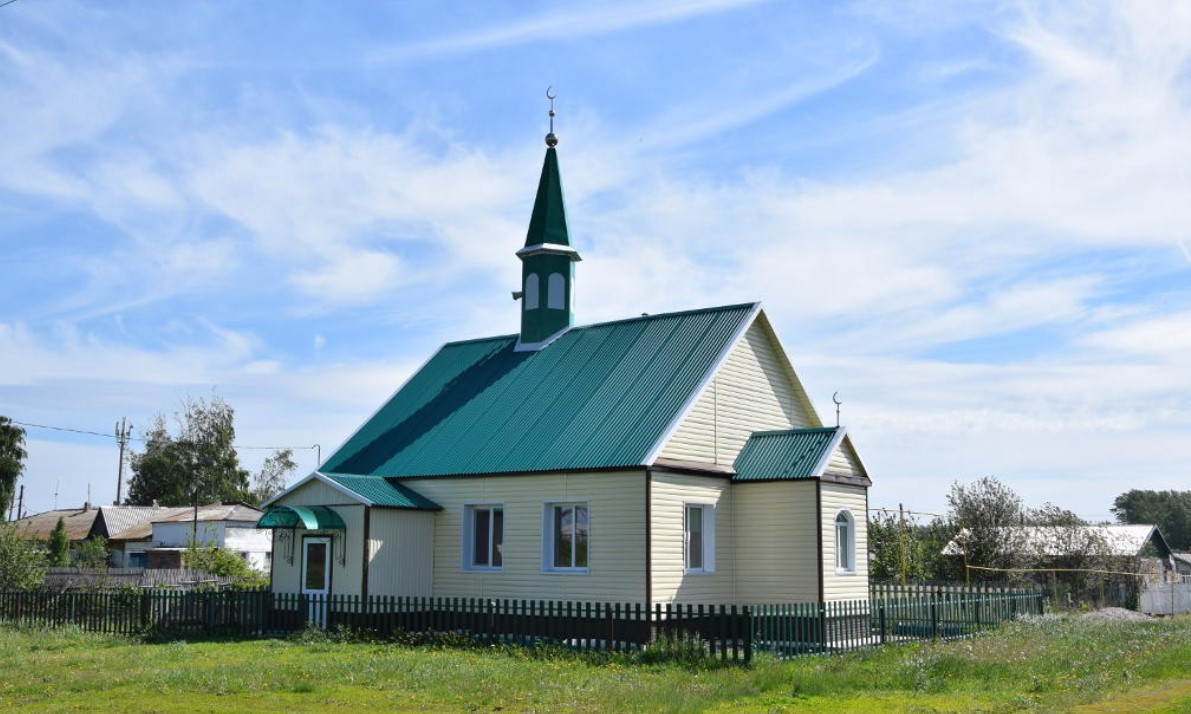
[2,0,1189,523]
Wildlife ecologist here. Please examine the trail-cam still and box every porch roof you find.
[256,505,346,531]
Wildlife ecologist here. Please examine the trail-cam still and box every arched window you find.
[547,272,566,310]
[835,511,855,572]
[524,274,540,310]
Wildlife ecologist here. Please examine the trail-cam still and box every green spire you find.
[516,94,580,351]
[525,147,570,248]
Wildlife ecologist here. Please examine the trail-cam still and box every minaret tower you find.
[515,89,581,351]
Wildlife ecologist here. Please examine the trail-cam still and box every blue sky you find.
[2,0,1189,521]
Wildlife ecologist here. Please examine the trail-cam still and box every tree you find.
[47,517,71,566]
[1112,489,1191,550]
[75,537,111,569]
[0,524,46,590]
[947,476,1031,584]
[0,416,27,521]
[250,448,297,505]
[868,510,960,583]
[126,396,252,507]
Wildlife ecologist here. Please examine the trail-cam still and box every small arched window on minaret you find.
[524,274,540,310]
[547,273,566,310]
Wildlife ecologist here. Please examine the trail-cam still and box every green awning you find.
[256,505,346,531]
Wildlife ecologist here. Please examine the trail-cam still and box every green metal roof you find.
[732,428,841,481]
[256,505,346,530]
[322,303,758,479]
[323,473,442,510]
[525,147,570,247]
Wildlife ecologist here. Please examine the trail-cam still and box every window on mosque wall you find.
[835,510,856,573]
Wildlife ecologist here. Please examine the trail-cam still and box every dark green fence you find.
[0,585,1044,663]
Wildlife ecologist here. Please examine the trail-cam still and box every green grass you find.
[0,615,1188,713]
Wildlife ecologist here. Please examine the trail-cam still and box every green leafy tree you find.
[126,396,252,507]
[869,510,960,583]
[47,517,71,566]
[1112,489,1191,550]
[75,537,111,569]
[0,523,46,590]
[0,416,27,521]
[250,448,297,505]
[947,476,1031,584]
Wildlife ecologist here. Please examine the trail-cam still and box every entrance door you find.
[302,537,332,627]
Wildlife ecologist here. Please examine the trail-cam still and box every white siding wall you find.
[271,479,367,596]
[406,471,646,602]
[650,473,734,604]
[820,482,869,601]
[733,481,820,603]
[368,509,435,597]
[659,318,818,465]
[154,520,226,547]
[823,439,867,480]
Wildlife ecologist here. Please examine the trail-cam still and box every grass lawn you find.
[0,614,1188,713]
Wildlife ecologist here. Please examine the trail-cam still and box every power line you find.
[0,1,21,9]
[11,419,320,454]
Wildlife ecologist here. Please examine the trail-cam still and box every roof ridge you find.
[750,426,839,437]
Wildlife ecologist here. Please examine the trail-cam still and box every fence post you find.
[742,605,752,664]
[930,594,939,639]
[878,601,887,645]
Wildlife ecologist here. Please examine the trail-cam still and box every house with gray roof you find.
[258,118,872,606]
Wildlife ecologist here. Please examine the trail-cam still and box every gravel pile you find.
[1078,607,1151,622]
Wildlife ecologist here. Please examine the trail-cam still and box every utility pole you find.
[114,418,132,505]
[899,503,908,586]
[15,484,24,520]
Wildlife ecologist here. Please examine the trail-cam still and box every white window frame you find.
[683,502,716,574]
[835,509,856,574]
[461,503,505,572]
[542,501,590,574]
[524,274,540,310]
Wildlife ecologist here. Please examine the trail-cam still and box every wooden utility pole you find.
[899,503,909,586]
[114,418,132,505]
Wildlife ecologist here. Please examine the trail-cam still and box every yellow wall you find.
[649,472,734,604]
[405,470,647,602]
[820,482,869,601]
[732,481,820,603]
[368,509,434,597]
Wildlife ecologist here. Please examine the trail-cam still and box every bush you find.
[0,524,46,590]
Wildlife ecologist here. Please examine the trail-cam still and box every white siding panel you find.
[823,440,867,481]
[406,471,646,602]
[650,473,733,604]
[733,481,819,603]
[368,509,435,597]
[820,483,869,601]
[659,319,818,466]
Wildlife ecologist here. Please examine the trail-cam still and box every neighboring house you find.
[1171,552,1191,582]
[943,524,1175,577]
[130,503,271,572]
[11,504,100,547]
[259,126,873,606]
[89,505,180,567]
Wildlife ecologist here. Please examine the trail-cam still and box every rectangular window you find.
[684,504,715,574]
[464,505,504,570]
[545,502,588,572]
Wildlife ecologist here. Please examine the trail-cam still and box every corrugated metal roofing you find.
[323,473,442,510]
[732,428,841,481]
[94,506,181,540]
[323,303,757,479]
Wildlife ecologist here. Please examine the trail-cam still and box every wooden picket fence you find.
[0,585,1044,663]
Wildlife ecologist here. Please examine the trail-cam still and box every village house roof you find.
[11,506,99,541]
[943,524,1171,558]
[90,505,181,541]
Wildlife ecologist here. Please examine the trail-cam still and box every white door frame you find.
[301,536,332,627]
